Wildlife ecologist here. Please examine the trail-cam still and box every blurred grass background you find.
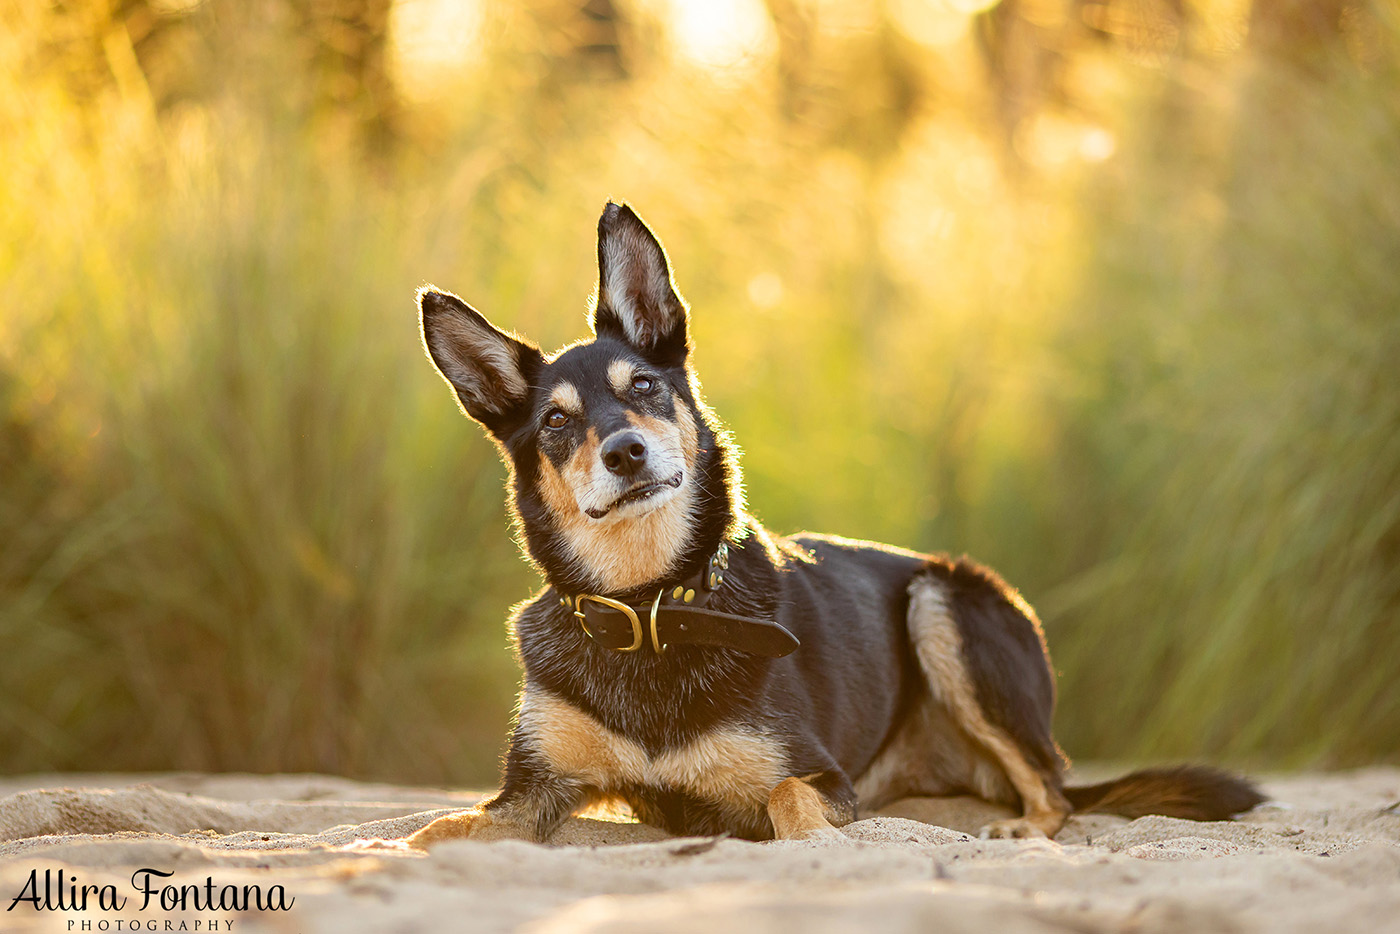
[1,0,1396,785]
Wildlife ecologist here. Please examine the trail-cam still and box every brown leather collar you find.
[556,542,800,658]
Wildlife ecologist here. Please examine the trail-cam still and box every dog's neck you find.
[537,502,735,599]
[559,539,732,608]
[558,493,708,596]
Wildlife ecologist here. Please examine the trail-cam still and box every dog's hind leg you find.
[766,770,857,842]
[906,561,1072,840]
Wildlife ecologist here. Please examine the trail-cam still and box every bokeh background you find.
[2,0,1397,786]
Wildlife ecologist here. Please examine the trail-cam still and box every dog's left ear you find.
[592,202,690,365]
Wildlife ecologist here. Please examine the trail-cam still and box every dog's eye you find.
[631,376,655,394]
[545,411,569,430]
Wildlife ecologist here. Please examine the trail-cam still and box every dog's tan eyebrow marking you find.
[607,360,635,396]
[549,382,583,413]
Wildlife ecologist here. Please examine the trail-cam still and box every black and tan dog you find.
[407,202,1262,846]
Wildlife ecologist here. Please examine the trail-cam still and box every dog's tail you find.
[1065,765,1265,821]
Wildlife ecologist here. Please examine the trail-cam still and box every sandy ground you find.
[1,769,1398,933]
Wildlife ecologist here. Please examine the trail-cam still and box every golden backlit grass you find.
[1,2,1397,782]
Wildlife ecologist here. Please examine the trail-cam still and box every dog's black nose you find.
[601,431,648,477]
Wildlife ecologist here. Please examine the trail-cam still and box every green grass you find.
[0,128,531,783]
[1039,55,1400,767]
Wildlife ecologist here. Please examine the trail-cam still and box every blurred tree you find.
[523,0,633,84]
[760,0,815,121]
[575,0,629,77]
[1249,0,1350,68]
[116,0,202,111]
[975,0,1193,168]
[290,0,399,153]
[40,0,400,155]
[976,0,1069,166]
[758,0,925,163]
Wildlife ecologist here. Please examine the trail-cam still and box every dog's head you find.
[419,203,739,595]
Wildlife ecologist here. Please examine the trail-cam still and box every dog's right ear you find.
[419,287,543,440]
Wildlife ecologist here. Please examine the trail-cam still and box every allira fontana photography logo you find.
[7,867,295,929]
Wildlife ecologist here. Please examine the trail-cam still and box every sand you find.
[1,769,1398,933]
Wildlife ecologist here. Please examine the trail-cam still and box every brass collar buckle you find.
[573,594,645,652]
[573,590,668,654]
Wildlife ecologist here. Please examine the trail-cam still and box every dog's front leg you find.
[766,770,857,842]
[409,743,584,849]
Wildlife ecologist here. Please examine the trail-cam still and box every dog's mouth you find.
[585,471,683,520]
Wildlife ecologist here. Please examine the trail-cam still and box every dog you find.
[406,202,1263,846]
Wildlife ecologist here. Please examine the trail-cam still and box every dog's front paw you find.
[406,809,487,849]
[406,809,542,848]
[978,818,1049,840]
[794,826,854,845]
[345,837,416,853]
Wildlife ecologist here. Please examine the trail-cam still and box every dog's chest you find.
[518,689,785,808]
